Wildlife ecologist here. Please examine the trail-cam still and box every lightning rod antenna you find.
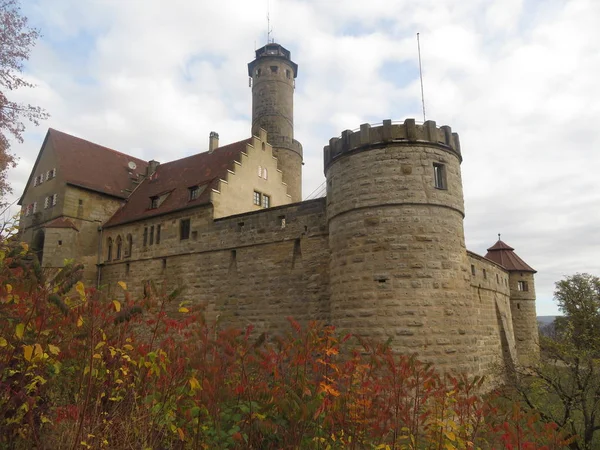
[267,0,273,43]
[417,32,426,122]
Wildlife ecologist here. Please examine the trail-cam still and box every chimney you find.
[209,131,219,153]
[147,160,160,176]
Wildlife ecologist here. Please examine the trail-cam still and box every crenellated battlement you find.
[323,119,461,172]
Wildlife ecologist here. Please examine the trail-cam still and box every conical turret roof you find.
[485,239,536,273]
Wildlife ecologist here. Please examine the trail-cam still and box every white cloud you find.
[10,0,600,315]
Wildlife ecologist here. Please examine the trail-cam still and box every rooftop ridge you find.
[323,118,461,171]
[49,128,148,166]
[156,138,251,170]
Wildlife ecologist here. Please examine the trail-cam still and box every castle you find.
[18,42,539,376]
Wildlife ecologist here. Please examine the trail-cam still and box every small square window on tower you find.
[433,163,447,190]
[253,191,261,206]
[518,280,529,292]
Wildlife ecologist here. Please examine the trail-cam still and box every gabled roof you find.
[104,138,251,227]
[43,217,79,231]
[48,129,148,198]
[484,239,536,273]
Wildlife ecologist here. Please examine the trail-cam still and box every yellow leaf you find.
[93,353,101,359]
[117,281,127,290]
[179,307,189,313]
[75,281,86,299]
[20,242,29,252]
[6,284,11,293]
[23,345,33,361]
[15,323,24,339]
[34,343,43,358]
[112,300,121,312]
[177,427,185,441]
[189,376,201,391]
[95,341,106,350]
[0,337,7,347]
[123,344,134,351]
[77,316,84,327]
[445,443,456,450]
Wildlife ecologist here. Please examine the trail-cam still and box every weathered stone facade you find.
[18,41,539,377]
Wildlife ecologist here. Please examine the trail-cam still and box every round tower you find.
[485,240,539,366]
[248,43,303,202]
[324,119,482,374]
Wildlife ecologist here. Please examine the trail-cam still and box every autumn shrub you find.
[0,236,574,449]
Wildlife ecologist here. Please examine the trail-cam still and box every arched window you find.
[116,236,122,260]
[107,237,113,262]
[126,234,133,258]
[263,168,268,180]
[258,166,262,177]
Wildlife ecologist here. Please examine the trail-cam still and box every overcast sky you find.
[10,0,600,315]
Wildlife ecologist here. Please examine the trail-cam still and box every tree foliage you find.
[509,273,600,450]
[0,0,48,203]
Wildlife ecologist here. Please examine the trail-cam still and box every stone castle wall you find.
[101,199,329,333]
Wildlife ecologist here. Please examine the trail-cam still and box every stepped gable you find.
[49,129,148,198]
[43,217,79,231]
[104,138,251,227]
[485,239,536,273]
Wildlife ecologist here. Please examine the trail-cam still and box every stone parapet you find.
[324,119,461,172]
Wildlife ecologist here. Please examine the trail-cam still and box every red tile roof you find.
[49,129,148,199]
[43,217,79,231]
[104,138,251,227]
[484,240,536,273]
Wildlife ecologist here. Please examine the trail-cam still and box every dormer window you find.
[150,196,159,209]
[189,186,200,201]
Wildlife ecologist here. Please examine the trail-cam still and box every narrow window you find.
[150,196,159,209]
[24,205,31,216]
[33,202,37,213]
[143,227,148,246]
[471,264,476,276]
[116,236,122,260]
[518,280,529,292]
[44,196,50,209]
[126,234,133,257]
[255,68,261,77]
[286,69,291,79]
[156,225,161,244]
[433,163,447,190]
[180,218,191,240]
[253,191,261,206]
[496,273,499,283]
[262,194,270,208]
[258,166,262,178]
[270,65,278,73]
[52,193,58,206]
[126,263,130,275]
[149,225,154,245]
[58,240,62,246]
[483,269,487,279]
[162,258,167,270]
[189,186,200,201]
[263,168,268,180]
[107,238,113,262]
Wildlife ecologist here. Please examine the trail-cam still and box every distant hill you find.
[537,316,557,326]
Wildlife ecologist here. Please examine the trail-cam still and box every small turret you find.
[485,238,539,365]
